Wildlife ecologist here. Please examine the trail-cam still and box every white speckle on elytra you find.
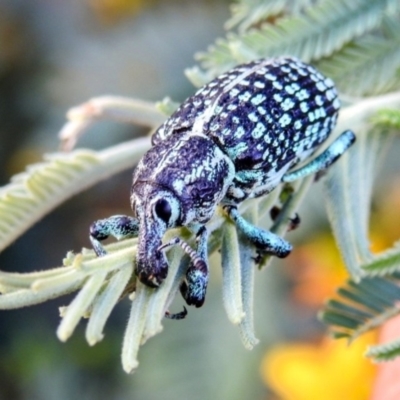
[210,123,220,131]
[316,81,327,91]
[227,104,238,111]
[279,113,292,127]
[294,120,302,130]
[281,98,295,111]
[333,98,340,109]
[230,88,240,97]
[248,113,258,122]
[235,126,245,138]
[300,102,309,113]
[239,91,252,102]
[251,94,266,106]
[325,78,335,88]
[265,73,276,80]
[257,106,266,115]
[296,89,309,101]
[254,81,265,89]
[326,89,336,101]
[252,122,266,139]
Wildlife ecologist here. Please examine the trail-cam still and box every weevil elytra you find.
[89,57,355,310]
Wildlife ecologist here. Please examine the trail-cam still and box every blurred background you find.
[0,1,399,399]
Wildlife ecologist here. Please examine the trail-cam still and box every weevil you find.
[89,57,355,310]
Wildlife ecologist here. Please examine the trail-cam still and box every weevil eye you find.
[154,198,172,224]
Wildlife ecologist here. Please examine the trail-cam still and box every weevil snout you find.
[136,248,168,287]
[135,209,169,288]
[131,183,184,288]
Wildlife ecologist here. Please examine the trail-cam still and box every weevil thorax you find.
[131,131,235,285]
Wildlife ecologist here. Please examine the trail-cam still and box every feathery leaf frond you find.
[317,17,400,96]
[225,0,288,32]
[0,138,151,252]
[366,337,400,362]
[320,275,400,341]
[196,0,396,79]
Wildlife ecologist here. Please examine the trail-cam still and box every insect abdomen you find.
[205,57,340,175]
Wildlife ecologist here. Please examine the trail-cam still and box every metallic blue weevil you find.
[89,56,355,311]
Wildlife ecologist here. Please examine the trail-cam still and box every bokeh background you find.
[1,1,400,399]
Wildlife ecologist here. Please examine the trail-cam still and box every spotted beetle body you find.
[90,57,355,311]
[152,57,340,202]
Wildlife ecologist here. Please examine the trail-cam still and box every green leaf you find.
[155,97,180,116]
[197,0,396,77]
[221,220,245,325]
[371,108,400,129]
[366,337,400,362]
[361,245,400,275]
[320,276,400,341]
[225,0,288,32]
[0,137,151,252]
[317,16,400,96]
[325,299,374,320]
[322,92,400,287]
[237,207,259,350]
[321,310,364,330]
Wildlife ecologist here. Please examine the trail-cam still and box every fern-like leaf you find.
[0,138,151,252]
[317,17,400,96]
[225,0,288,32]
[366,337,400,362]
[323,101,397,280]
[196,0,395,78]
[320,275,400,341]
[361,245,400,276]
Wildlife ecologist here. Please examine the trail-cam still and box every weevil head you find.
[131,134,234,287]
[131,181,181,287]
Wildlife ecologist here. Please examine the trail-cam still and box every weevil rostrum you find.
[89,56,355,312]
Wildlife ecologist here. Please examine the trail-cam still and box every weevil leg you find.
[270,206,301,232]
[181,226,209,307]
[282,130,356,183]
[224,205,292,258]
[89,215,139,256]
[165,306,188,320]
[159,226,209,307]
